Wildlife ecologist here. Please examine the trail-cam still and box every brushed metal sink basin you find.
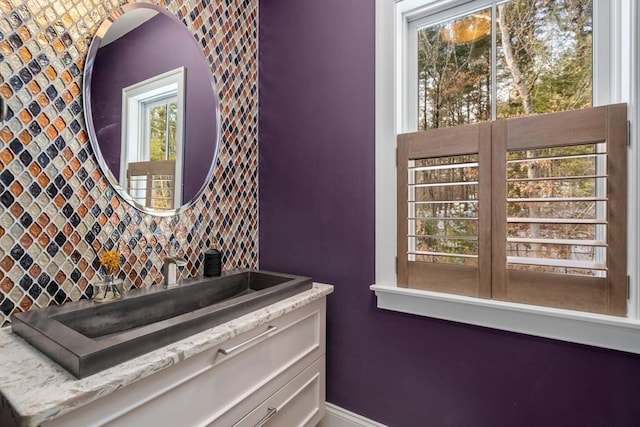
[11,269,312,378]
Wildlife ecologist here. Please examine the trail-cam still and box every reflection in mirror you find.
[84,3,220,215]
[122,67,184,209]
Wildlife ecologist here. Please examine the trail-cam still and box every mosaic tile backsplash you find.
[0,0,259,327]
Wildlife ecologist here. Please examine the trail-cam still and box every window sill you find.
[370,284,640,354]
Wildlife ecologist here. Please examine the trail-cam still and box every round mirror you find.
[83,3,220,215]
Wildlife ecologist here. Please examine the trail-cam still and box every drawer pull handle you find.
[254,406,277,427]
[218,326,278,356]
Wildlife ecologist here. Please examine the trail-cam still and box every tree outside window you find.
[413,0,601,277]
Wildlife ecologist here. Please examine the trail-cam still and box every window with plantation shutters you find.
[398,122,492,298]
[397,104,627,316]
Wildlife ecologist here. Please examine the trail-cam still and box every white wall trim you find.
[371,284,640,354]
[318,403,387,427]
[374,0,397,289]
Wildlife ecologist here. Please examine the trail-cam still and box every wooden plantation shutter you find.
[397,104,627,316]
[492,104,627,315]
[397,122,492,298]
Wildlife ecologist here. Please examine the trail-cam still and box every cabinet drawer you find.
[45,298,325,427]
[233,356,326,427]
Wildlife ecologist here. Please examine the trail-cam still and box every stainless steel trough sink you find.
[11,269,312,378]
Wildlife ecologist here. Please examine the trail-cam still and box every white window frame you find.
[121,67,185,208]
[371,0,640,353]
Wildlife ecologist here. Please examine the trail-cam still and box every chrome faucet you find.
[163,255,187,287]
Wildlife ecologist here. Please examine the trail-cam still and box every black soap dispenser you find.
[203,240,222,277]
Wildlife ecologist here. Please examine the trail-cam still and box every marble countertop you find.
[0,283,333,427]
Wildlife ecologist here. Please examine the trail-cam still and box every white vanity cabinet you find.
[43,298,327,427]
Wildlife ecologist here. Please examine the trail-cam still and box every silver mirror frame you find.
[83,2,221,217]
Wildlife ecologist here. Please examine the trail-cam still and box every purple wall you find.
[258,0,640,426]
[90,12,217,203]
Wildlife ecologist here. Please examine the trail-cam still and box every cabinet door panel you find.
[233,357,325,427]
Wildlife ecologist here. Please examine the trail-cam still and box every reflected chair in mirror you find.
[126,160,176,209]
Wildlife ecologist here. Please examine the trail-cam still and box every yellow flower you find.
[100,250,122,275]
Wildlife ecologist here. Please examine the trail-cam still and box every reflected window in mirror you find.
[121,67,185,209]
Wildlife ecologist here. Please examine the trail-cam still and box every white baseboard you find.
[317,403,387,427]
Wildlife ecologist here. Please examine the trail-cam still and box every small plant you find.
[95,250,124,302]
[100,249,122,276]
